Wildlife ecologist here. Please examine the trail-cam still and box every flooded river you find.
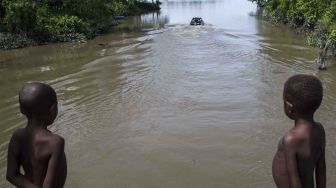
[1,0,336,187]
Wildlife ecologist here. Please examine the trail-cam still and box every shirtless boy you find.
[7,83,67,188]
[272,75,326,188]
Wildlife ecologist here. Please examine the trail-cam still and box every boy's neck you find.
[294,114,315,126]
[26,118,47,131]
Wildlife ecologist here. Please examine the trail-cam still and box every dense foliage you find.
[0,0,160,48]
[250,0,335,69]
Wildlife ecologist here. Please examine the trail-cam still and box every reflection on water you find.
[109,12,168,33]
[1,0,336,187]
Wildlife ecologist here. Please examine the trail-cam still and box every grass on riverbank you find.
[0,0,161,50]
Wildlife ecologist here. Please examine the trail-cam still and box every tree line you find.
[250,0,335,69]
[0,0,160,49]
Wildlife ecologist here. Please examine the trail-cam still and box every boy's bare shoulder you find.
[282,131,305,151]
[36,133,65,155]
[284,131,305,144]
[47,134,65,151]
[10,128,26,142]
[8,128,28,155]
[52,134,64,145]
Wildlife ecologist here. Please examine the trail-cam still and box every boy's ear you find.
[285,101,293,108]
[49,103,57,112]
[285,101,294,113]
[20,105,28,116]
[20,105,24,114]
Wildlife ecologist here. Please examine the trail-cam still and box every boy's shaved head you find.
[284,74,323,114]
[19,83,57,117]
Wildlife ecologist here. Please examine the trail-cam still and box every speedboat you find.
[190,17,205,26]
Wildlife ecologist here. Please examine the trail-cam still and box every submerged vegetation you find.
[250,0,336,69]
[0,0,160,49]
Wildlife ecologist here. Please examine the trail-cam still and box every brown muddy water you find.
[1,0,336,187]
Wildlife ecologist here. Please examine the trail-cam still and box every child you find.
[6,83,67,188]
[272,75,326,188]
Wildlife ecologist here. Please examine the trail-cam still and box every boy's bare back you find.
[272,75,326,188]
[8,128,67,188]
[7,83,67,188]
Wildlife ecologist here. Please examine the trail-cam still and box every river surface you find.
[1,0,336,187]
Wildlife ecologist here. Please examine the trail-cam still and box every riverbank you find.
[250,0,336,69]
[0,0,161,50]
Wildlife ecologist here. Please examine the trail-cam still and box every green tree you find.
[0,0,160,47]
[250,0,336,69]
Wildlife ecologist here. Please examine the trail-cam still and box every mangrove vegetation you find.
[0,0,160,49]
[251,0,336,69]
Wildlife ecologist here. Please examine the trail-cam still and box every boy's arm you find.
[6,132,39,188]
[42,137,65,188]
[283,135,303,188]
[316,129,326,188]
